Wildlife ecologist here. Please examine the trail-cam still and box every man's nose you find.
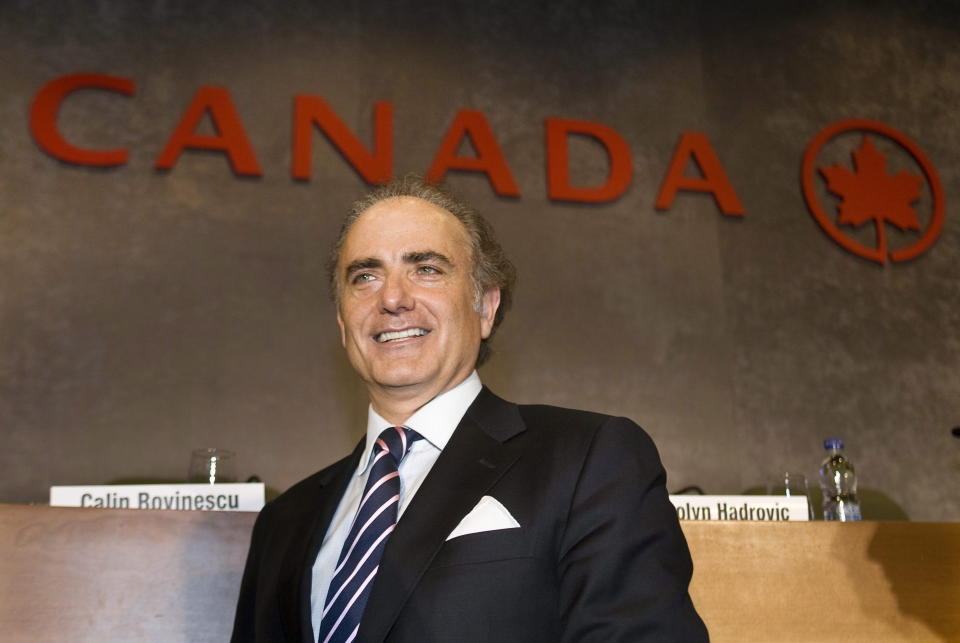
[379,273,414,313]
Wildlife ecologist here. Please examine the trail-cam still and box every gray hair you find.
[327,175,516,367]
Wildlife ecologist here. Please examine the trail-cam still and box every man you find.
[232,176,708,642]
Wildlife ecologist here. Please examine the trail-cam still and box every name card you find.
[669,495,810,522]
[50,483,265,512]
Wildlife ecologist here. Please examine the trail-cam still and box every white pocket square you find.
[445,495,520,541]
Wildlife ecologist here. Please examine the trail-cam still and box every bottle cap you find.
[824,438,844,450]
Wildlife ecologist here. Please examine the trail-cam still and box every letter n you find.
[291,96,392,183]
[655,132,744,216]
[155,86,262,176]
[426,110,520,196]
[546,117,631,203]
[30,73,135,166]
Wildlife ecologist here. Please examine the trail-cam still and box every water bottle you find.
[819,438,861,521]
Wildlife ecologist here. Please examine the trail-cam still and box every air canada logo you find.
[802,119,945,264]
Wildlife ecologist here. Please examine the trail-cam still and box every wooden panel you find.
[2,505,959,642]
[0,504,256,643]
[683,521,960,642]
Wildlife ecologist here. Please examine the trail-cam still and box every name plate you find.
[669,495,810,522]
[50,483,265,512]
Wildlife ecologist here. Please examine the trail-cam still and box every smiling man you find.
[335,195,500,423]
[232,176,707,643]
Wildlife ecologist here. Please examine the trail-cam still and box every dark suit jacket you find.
[231,388,708,642]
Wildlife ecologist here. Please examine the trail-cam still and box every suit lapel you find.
[277,440,365,643]
[357,388,526,642]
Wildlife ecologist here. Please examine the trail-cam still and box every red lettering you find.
[292,96,392,183]
[155,86,262,176]
[426,110,520,196]
[29,73,135,166]
[546,117,632,202]
[655,132,744,216]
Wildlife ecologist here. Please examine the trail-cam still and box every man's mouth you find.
[375,328,430,343]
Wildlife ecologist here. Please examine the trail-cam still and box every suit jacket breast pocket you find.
[430,527,533,568]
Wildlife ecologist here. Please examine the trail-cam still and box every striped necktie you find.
[317,426,421,643]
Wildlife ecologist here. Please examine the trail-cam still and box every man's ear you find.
[479,288,501,339]
[336,309,347,347]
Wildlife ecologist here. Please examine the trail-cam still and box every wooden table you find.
[2,504,958,642]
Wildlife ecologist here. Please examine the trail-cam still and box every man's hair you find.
[327,175,517,367]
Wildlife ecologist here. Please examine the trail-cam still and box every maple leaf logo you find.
[819,135,923,257]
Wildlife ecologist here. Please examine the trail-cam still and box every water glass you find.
[769,471,814,519]
[188,448,236,484]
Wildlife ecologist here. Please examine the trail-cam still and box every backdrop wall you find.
[3,0,958,520]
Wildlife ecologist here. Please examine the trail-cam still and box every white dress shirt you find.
[310,371,483,637]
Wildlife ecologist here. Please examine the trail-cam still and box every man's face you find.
[336,196,500,405]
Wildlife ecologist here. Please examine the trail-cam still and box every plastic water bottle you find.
[819,438,861,521]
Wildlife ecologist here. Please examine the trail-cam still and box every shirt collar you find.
[359,371,483,475]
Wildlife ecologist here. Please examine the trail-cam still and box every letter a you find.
[426,110,520,196]
[655,132,744,216]
[155,86,262,176]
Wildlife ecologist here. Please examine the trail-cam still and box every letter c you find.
[30,73,135,166]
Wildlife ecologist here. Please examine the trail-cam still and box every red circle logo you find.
[801,119,945,264]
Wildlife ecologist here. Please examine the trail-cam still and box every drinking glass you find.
[188,448,236,484]
[769,471,814,520]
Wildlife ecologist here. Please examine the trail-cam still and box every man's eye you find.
[417,265,440,275]
[351,272,375,284]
